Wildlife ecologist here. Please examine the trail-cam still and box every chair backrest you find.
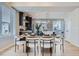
[14,36,20,41]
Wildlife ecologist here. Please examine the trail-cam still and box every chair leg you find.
[37,45,38,53]
[42,40,44,56]
[17,45,19,50]
[60,44,62,51]
[50,40,52,56]
[34,40,36,56]
[26,41,28,56]
[60,44,64,55]
[54,44,56,55]
[52,42,54,55]
[62,44,64,53]
[23,44,24,52]
[15,44,16,52]
[62,39,64,54]
[27,40,29,56]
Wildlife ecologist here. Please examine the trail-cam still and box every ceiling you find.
[6,2,79,19]
[10,2,79,7]
[9,2,79,12]
[9,2,79,13]
[13,6,79,13]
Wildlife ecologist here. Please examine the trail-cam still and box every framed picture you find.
[2,22,10,35]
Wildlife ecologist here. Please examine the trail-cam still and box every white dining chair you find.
[14,36,26,52]
[26,35,38,56]
[40,35,54,56]
[54,34,64,55]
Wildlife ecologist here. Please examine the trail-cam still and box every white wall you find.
[0,3,17,50]
[65,8,79,47]
[0,3,16,36]
[65,13,71,41]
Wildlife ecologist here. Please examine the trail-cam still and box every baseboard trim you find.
[65,39,79,47]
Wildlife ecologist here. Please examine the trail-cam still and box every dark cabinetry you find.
[19,12,32,35]
[25,16,32,30]
[19,12,24,35]
[19,12,23,26]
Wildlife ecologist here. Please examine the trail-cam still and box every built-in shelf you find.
[19,13,32,35]
[25,16,32,30]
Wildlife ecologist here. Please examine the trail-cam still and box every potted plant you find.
[35,23,42,35]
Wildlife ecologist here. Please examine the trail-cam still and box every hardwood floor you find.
[64,41,79,56]
[0,41,79,56]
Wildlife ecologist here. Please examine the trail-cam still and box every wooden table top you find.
[18,35,55,40]
[26,35,54,40]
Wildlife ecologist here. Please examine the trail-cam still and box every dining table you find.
[18,34,64,56]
